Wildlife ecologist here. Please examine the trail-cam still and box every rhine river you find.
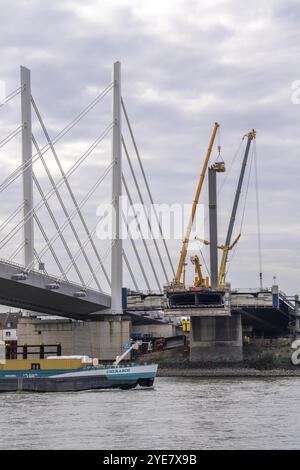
[0,377,299,449]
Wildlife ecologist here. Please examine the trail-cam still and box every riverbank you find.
[157,367,300,377]
[138,340,300,377]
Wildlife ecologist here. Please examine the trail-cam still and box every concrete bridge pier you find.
[189,314,243,362]
[17,316,131,361]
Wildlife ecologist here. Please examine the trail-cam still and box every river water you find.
[0,377,299,450]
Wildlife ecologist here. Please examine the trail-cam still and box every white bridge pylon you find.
[0,62,175,317]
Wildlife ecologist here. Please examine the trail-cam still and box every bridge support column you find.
[21,66,34,268]
[111,61,123,314]
[189,314,243,362]
[208,167,218,289]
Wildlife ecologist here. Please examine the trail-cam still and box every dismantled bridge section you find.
[164,285,295,361]
[165,286,294,337]
[126,286,298,361]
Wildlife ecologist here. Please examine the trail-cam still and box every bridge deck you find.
[0,259,111,318]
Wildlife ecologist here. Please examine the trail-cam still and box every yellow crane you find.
[194,129,256,290]
[190,255,209,288]
[173,122,220,286]
[218,234,241,288]
[194,234,241,289]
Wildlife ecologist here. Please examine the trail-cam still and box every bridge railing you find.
[231,287,272,293]
[0,256,110,296]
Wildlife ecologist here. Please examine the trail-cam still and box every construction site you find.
[0,64,298,367]
[124,124,299,365]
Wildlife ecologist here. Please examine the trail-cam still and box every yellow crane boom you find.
[190,255,209,287]
[190,255,203,286]
[218,233,241,288]
[174,122,220,285]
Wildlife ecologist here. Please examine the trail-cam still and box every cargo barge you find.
[0,357,158,392]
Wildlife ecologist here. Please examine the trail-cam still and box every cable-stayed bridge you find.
[0,62,175,319]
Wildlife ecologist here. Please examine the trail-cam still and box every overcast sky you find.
[0,0,299,296]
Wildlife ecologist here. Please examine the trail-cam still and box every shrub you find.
[248,353,280,370]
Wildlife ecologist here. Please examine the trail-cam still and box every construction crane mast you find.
[218,129,256,288]
[173,122,220,286]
